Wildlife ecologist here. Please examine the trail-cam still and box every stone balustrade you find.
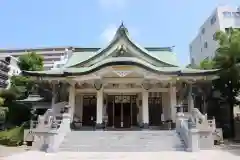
[24,101,71,152]
[176,107,215,152]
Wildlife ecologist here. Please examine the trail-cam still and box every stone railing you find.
[52,101,68,115]
[176,107,215,152]
[176,112,200,152]
[24,101,71,152]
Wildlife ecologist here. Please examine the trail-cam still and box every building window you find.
[189,45,192,52]
[223,11,232,17]
[213,32,217,40]
[210,15,216,25]
[191,58,195,65]
[201,48,203,52]
[233,12,240,17]
[204,41,208,48]
[201,28,205,34]
[225,28,231,34]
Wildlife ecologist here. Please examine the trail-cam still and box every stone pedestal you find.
[95,123,103,129]
[199,130,214,149]
[187,128,200,152]
[234,120,240,141]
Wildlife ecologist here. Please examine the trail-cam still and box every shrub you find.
[0,123,25,146]
[6,103,31,126]
[0,107,8,125]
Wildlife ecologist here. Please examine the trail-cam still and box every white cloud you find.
[100,24,139,44]
[98,0,127,9]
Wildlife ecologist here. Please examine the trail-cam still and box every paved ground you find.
[2,150,240,160]
[0,145,26,158]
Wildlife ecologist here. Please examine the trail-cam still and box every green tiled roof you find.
[64,57,180,74]
[148,50,180,67]
[64,24,179,68]
[23,57,219,77]
[64,51,96,68]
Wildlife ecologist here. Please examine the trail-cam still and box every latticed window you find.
[131,96,137,103]
[114,95,131,103]
[83,95,96,105]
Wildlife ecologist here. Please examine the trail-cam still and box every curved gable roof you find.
[23,57,219,77]
[64,23,180,68]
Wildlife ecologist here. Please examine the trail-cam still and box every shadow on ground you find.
[216,142,240,156]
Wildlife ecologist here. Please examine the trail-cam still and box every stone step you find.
[59,130,185,152]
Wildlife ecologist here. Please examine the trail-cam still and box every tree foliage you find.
[10,52,44,96]
[190,29,240,137]
[0,97,5,107]
[186,58,215,70]
[213,29,240,103]
[199,58,215,70]
[17,52,44,71]
[209,28,240,137]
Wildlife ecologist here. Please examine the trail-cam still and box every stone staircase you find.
[59,130,185,152]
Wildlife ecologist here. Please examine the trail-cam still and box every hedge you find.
[0,123,25,146]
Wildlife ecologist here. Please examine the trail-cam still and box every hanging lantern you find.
[142,80,151,90]
[94,80,102,90]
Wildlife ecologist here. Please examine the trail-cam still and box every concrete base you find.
[95,123,103,130]
[139,123,149,129]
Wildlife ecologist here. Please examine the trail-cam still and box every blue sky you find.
[0,0,239,66]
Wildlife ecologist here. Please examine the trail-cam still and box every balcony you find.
[0,61,10,73]
[0,73,9,80]
[0,80,8,88]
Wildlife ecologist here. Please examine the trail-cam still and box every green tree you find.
[186,58,215,69]
[10,52,44,96]
[18,52,44,71]
[199,57,215,70]
[0,97,5,106]
[213,28,240,137]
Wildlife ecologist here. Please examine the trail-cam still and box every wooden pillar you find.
[142,91,149,128]
[169,83,177,122]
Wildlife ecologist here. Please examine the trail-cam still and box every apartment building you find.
[0,56,20,89]
[0,47,73,70]
[190,6,240,65]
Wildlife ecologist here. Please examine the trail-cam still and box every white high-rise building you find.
[190,6,240,65]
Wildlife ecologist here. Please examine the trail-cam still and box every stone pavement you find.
[2,131,240,159]
[0,145,26,158]
[59,131,184,152]
[2,150,240,160]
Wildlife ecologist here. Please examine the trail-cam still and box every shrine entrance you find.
[148,92,162,126]
[82,95,97,126]
[107,95,138,128]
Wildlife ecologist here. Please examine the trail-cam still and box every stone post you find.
[176,112,186,133]
[96,88,103,129]
[187,128,200,152]
[142,91,149,129]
